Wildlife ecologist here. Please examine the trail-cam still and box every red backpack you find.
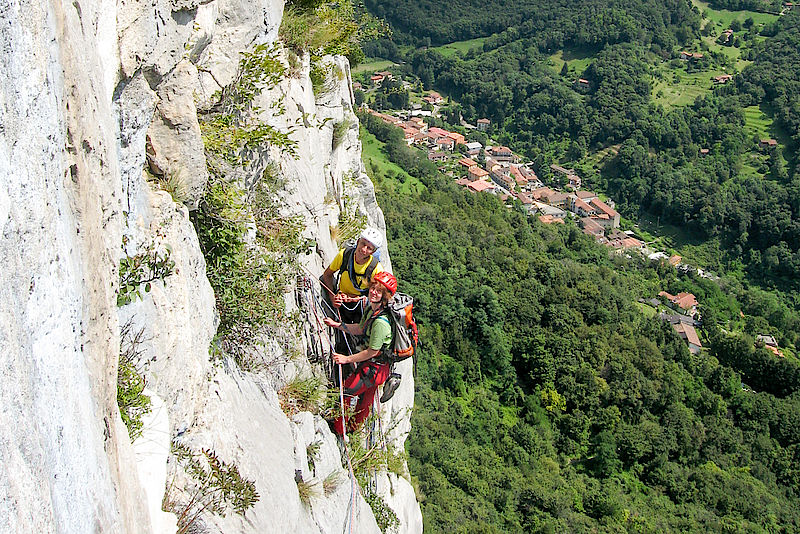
[385,293,419,362]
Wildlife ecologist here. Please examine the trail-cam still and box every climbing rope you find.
[297,269,359,533]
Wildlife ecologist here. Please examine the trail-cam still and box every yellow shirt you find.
[328,248,383,296]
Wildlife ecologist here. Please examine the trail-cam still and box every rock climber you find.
[320,227,384,353]
[323,271,397,435]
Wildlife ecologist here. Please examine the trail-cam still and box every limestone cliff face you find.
[0,0,422,532]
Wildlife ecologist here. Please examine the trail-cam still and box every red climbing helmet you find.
[373,271,397,295]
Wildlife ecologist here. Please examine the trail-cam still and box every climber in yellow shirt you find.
[321,228,384,354]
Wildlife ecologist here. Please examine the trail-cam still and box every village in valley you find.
[355,68,789,360]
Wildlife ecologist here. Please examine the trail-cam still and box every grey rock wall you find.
[1,0,148,531]
[0,0,422,531]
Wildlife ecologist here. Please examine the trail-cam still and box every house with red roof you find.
[530,186,555,201]
[422,91,443,105]
[447,132,466,146]
[659,291,699,317]
[673,323,702,354]
[427,150,447,162]
[468,179,495,193]
[580,217,605,238]
[547,192,569,208]
[538,215,565,224]
[488,146,515,163]
[589,198,620,228]
[428,127,450,138]
[435,137,455,151]
[468,167,490,181]
[516,192,534,205]
[458,157,478,170]
[569,195,597,217]
[490,168,514,190]
[680,51,704,61]
[476,118,490,131]
[759,138,778,150]
[575,190,597,202]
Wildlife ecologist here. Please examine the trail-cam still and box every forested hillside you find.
[358,114,800,532]
[366,0,800,289]
[357,0,800,530]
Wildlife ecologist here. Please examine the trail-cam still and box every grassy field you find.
[636,212,706,250]
[548,48,596,75]
[743,103,792,147]
[431,37,487,58]
[352,58,395,75]
[692,0,779,27]
[743,104,774,140]
[359,127,426,194]
[636,301,659,318]
[652,68,726,109]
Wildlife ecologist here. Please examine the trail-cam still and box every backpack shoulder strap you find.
[363,255,379,281]
[347,250,378,295]
[339,246,355,275]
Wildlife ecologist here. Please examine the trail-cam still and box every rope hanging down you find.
[297,271,359,533]
[297,267,395,533]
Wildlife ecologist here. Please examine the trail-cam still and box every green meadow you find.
[431,37,487,58]
[693,0,780,27]
[352,58,395,75]
[652,68,727,109]
[548,47,596,75]
[360,127,426,194]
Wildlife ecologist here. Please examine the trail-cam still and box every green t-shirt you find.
[359,307,392,351]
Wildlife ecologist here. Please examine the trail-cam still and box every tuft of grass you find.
[160,170,189,204]
[296,478,320,505]
[278,375,326,415]
[323,471,343,496]
[147,168,189,204]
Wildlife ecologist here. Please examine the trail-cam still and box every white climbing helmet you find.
[360,227,383,250]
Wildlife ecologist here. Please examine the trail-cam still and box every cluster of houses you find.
[362,74,791,362]
[647,289,787,358]
[455,152,541,197]
[367,109,477,156]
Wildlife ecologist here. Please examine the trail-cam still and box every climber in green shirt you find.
[324,271,397,435]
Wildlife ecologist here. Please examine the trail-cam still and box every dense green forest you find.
[361,115,800,532]
[363,0,800,291]
[353,0,800,530]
